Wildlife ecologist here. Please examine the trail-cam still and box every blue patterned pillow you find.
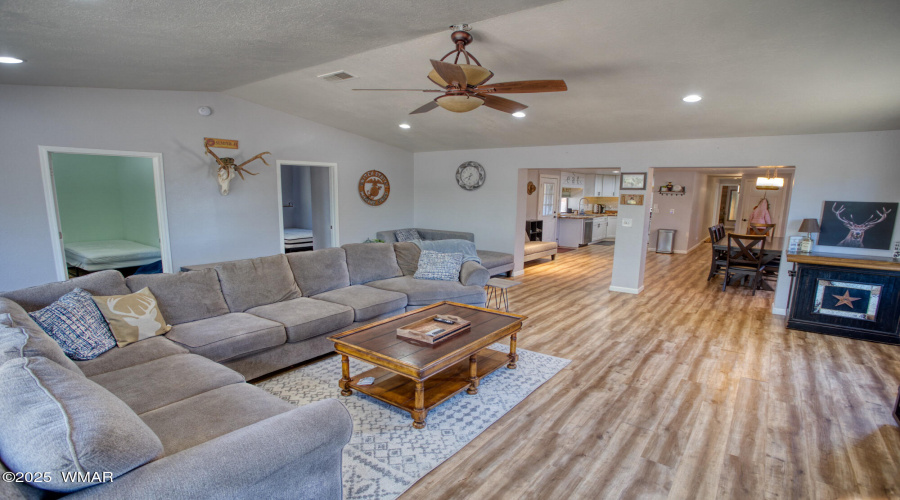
[29,288,116,361]
[414,250,464,281]
[395,229,421,242]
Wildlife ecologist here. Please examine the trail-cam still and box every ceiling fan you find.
[353,25,567,115]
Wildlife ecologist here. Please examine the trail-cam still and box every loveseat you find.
[377,228,515,277]
[0,242,489,498]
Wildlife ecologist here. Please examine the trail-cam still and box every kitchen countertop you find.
[558,213,616,219]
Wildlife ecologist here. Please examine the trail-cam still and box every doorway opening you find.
[276,161,339,252]
[39,146,172,281]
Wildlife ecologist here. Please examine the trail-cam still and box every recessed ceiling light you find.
[0,56,24,64]
[682,94,702,103]
[398,123,411,129]
[512,112,526,118]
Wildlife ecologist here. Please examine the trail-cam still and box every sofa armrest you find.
[460,261,490,287]
[67,399,352,500]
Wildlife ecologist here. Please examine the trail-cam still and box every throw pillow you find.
[0,356,163,492]
[414,250,464,281]
[395,228,421,242]
[28,289,116,361]
[92,287,171,347]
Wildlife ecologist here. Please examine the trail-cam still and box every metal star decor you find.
[832,290,861,308]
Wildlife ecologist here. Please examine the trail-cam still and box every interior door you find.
[737,174,790,236]
[539,175,559,243]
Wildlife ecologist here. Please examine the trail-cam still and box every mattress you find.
[65,240,162,271]
[284,228,313,242]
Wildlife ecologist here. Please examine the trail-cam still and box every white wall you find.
[0,84,414,290]
[413,130,900,310]
[648,171,704,253]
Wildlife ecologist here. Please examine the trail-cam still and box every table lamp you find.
[798,218,820,253]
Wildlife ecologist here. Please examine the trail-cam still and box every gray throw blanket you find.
[413,239,482,264]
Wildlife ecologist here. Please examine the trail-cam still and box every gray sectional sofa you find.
[0,242,490,499]
[377,228,515,277]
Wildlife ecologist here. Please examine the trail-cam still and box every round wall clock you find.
[358,170,390,206]
[456,161,486,190]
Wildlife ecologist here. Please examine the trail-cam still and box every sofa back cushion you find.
[375,228,475,244]
[214,255,302,312]
[0,356,163,492]
[286,248,351,297]
[393,242,421,276]
[0,270,131,313]
[126,268,230,325]
[0,298,83,375]
[342,243,403,285]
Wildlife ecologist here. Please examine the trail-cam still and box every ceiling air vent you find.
[317,70,356,83]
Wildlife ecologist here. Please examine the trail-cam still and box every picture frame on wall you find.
[619,173,647,190]
[818,201,897,250]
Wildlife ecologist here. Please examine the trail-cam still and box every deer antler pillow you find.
[92,288,171,347]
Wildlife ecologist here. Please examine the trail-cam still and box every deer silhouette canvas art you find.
[818,201,898,250]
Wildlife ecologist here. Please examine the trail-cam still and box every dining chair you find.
[748,223,776,237]
[707,227,727,281]
[715,223,725,241]
[722,233,767,295]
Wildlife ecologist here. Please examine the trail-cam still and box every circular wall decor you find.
[456,161,486,190]
[527,181,537,195]
[358,170,390,206]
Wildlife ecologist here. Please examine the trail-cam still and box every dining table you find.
[713,235,785,291]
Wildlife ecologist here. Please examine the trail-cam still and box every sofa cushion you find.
[247,298,354,343]
[126,269,230,325]
[166,313,286,362]
[214,255,302,312]
[394,228,420,242]
[286,248,351,297]
[0,298,83,374]
[92,287,172,347]
[414,250,464,281]
[342,243,403,285]
[0,270,130,312]
[393,242,421,276]
[140,384,295,457]
[28,288,117,360]
[312,285,407,322]
[0,356,163,492]
[525,241,559,254]
[460,261,491,287]
[366,276,487,306]
[75,336,189,378]
[89,353,245,415]
[477,250,514,270]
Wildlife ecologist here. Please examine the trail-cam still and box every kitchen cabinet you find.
[591,217,608,242]
[597,175,620,197]
[606,216,617,239]
[559,217,592,247]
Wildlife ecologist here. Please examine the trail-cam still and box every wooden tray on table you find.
[396,314,470,344]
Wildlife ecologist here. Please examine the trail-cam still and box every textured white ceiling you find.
[2,0,899,152]
[0,0,562,90]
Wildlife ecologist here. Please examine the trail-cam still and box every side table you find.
[485,278,521,312]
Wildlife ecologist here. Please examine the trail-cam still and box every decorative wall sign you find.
[204,137,239,149]
[358,170,390,206]
[619,173,647,190]
[456,161,486,190]
[527,181,537,195]
[620,194,644,206]
[819,201,897,249]
[812,279,881,321]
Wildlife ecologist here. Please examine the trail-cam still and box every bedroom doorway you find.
[276,160,339,252]
[39,146,173,281]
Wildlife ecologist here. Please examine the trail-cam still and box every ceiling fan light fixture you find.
[436,94,484,113]
[427,64,493,87]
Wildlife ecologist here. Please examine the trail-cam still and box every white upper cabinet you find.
[597,175,619,197]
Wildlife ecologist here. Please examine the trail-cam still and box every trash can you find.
[657,229,675,254]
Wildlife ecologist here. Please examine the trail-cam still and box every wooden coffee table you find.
[330,301,526,429]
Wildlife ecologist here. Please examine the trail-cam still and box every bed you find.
[65,240,162,272]
[284,228,314,252]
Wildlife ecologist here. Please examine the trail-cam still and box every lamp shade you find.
[798,218,820,233]
[436,94,484,113]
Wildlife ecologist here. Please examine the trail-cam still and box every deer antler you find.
[107,295,156,319]
[858,207,892,230]
[204,144,228,171]
[232,152,271,180]
[831,203,854,228]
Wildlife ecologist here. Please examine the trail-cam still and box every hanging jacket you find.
[748,198,772,225]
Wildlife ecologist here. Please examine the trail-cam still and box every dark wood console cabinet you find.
[786,251,900,344]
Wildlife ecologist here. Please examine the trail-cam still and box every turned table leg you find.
[412,381,427,429]
[507,332,518,369]
[339,355,353,396]
[467,354,479,395]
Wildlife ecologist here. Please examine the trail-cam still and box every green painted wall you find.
[51,153,159,247]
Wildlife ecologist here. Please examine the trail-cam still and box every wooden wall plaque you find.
[358,170,390,206]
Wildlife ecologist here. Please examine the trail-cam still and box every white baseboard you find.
[771,306,787,316]
[511,269,525,277]
[609,285,644,294]
[685,241,704,254]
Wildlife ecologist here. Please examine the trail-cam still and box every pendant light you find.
[756,167,784,190]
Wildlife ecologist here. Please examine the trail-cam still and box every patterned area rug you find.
[256,344,570,500]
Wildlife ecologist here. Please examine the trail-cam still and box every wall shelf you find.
[657,188,686,196]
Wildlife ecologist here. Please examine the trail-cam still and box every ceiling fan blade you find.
[478,94,528,114]
[409,100,439,115]
[353,88,443,92]
[475,80,567,94]
[430,59,467,89]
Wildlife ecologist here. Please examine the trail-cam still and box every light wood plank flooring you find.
[401,243,900,499]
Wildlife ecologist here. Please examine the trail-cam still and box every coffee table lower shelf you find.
[344,349,510,428]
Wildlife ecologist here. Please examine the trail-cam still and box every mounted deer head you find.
[831,203,892,248]
[205,144,271,195]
